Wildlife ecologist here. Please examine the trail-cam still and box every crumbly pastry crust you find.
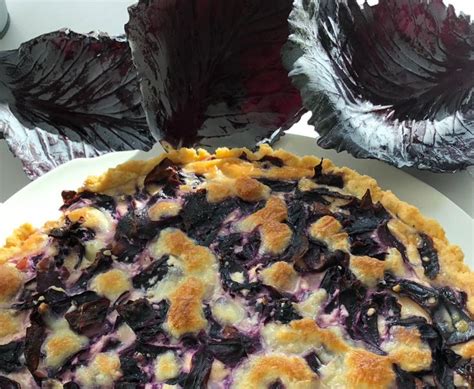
[0,144,472,388]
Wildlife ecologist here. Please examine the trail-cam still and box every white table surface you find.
[0,0,473,220]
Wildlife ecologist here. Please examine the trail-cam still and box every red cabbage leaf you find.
[0,30,154,179]
[284,0,473,172]
[125,0,304,149]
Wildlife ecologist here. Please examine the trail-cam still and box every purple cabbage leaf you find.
[284,0,474,172]
[0,29,154,179]
[125,0,304,149]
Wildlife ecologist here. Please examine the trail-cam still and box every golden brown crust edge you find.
[1,144,472,313]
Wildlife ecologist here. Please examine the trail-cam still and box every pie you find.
[0,145,472,388]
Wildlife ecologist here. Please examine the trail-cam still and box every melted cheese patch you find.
[452,340,474,359]
[350,256,385,287]
[44,328,88,368]
[239,196,292,254]
[296,290,327,319]
[230,272,245,284]
[298,177,318,192]
[388,219,421,265]
[167,277,207,338]
[263,318,349,354]
[209,360,229,383]
[148,201,181,221]
[399,296,430,321]
[212,299,245,325]
[155,351,180,381]
[152,229,217,284]
[84,239,106,262]
[66,207,111,232]
[384,326,432,372]
[232,354,317,389]
[309,216,349,251]
[76,353,122,387]
[0,310,21,339]
[341,349,395,389]
[384,248,405,276]
[91,269,131,301]
[0,264,23,302]
[207,177,270,203]
[260,261,298,292]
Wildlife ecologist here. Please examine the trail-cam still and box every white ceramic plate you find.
[1,134,472,266]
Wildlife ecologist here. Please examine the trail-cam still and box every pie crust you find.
[0,145,472,388]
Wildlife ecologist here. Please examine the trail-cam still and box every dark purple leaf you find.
[313,160,344,188]
[418,233,440,279]
[117,355,147,385]
[125,0,304,149]
[0,341,24,373]
[0,29,153,179]
[304,352,322,374]
[207,333,258,367]
[181,191,242,246]
[144,158,183,191]
[60,191,116,213]
[284,0,473,172]
[65,297,110,337]
[116,298,169,341]
[63,383,80,389]
[269,380,285,389]
[134,341,177,359]
[36,267,64,293]
[257,155,285,168]
[385,275,474,345]
[256,297,302,324]
[24,311,46,375]
[257,178,297,193]
[182,348,213,389]
[132,256,169,289]
[0,376,21,389]
[294,240,348,274]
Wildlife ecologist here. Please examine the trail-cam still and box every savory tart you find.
[0,145,472,388]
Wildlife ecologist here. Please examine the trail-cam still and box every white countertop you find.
[0,0,473,219]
